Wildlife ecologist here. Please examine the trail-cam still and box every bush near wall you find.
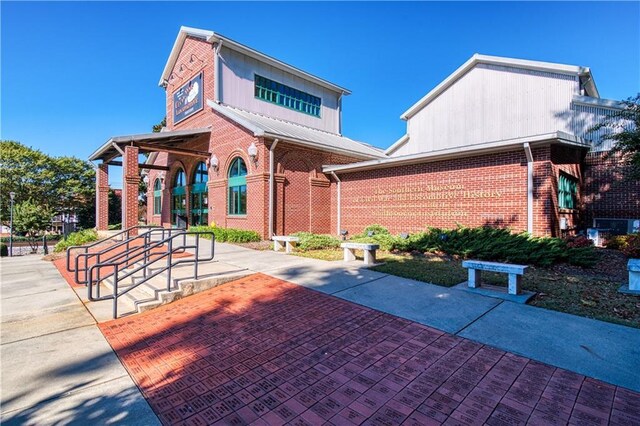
[0,244,7,257]
[53,229,99,253]
[349,225,597,267]
[606,233,640,258]
[291,232,341,251]
[189,226,261,243]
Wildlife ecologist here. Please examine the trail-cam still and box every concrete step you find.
[94,258,251,316]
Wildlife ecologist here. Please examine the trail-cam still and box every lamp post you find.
[9,192,15,257]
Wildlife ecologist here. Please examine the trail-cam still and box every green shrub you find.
[0,243,7,257]
[108,223,121,230]
[53,229,99,253]
[0,234,62,243]
[386,225,597,267]
[606,233,640,258]
[362,224,390,235]
[292,232,341,251]
[189,226,261,243]
[622,234,640,258]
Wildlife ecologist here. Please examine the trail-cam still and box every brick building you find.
[89,27,638,239]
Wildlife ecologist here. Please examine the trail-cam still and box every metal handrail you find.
[87,231,215,319]
[71,227,185,286]
[66,225,162,273]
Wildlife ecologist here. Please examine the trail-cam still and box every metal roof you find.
[207,101,385,159]
[401,54,598,120]
[89,128,211,162]
[323,131,591,174]
[159,26,351,95]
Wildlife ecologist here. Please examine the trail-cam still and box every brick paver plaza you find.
[99,274,640,425]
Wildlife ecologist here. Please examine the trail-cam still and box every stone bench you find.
[340,242,380,265]
[271,236,299,254]
[462,260,528,295]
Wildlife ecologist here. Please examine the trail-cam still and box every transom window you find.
[558,173,578,210]
[191,162,209,226]
[153,178,162,215]
[254,74,321,117]
[228,157,247,216]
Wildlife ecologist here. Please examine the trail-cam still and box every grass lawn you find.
[293,248,640,329]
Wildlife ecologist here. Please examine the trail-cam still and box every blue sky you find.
[3,1,639,166]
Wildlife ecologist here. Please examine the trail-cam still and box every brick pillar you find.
[122,146,139,233]
[96,163,109,230]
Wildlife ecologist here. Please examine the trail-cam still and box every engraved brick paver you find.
[98,274,640,425]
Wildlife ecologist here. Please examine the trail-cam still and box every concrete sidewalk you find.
[0,255,160,425]
[209,241,640,392]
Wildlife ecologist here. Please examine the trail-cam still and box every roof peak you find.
[400,54,598,120]
[159,26,351,95]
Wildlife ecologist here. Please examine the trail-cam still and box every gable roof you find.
[400,54,598,120]
[207,100,385,159]
[159,26,351,95]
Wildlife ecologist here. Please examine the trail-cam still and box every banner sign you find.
[173,73,203,124]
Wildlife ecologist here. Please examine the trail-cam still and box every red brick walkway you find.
[99,274,640,426]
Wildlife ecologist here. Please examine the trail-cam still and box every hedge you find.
[189,226,261,243]
[53,229,99,253]
[291,232,341,251]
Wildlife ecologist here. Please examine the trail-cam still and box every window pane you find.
[239,185,247,215]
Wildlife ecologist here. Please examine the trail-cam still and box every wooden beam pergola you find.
[107,161,170,171]
[135,143,210,159]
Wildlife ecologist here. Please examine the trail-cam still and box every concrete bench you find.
[341,242,380,265]
[627,259,640,292]
[462,260,528,295]
[271,236,299,254]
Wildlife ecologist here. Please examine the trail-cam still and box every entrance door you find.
[172,168,187,228]
[190,162,209,226]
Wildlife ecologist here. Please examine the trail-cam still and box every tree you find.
[590,93,640,179]
[0,141,95,226]
[152,117,166,133]
[13,200,54,252]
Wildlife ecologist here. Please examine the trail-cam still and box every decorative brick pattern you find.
[122,145,140,232]
[96,163,109,231]
[99,274,640,426]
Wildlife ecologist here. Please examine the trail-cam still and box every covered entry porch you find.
[89,128,211,232]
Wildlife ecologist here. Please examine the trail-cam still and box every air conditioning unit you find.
[593,218,640,235]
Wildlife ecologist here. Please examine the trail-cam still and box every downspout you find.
[213,40,223,103]
[330,171,341,236]
[268,139,279,238]
[524,143,534,234]
[337,92,344,135]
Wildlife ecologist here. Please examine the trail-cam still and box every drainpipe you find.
[330,171,341,236]
[213,41,223,103]
[524,143,534,234]
[268,139,279,238]
[337,92,344,135]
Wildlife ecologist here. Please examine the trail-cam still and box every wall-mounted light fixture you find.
[158,172,166,186]
[209,154,219,172]
[248,142,258,164]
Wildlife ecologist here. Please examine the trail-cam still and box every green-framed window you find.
[228,157,247,216]
[558,173,578,210]
[153,178,162,215]
[172,168,187,225]
[254,74,321,117]
[191,162,209,226]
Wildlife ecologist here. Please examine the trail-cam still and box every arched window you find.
[171,168,187,226]
[228,157,247,215]
[191,162,209,226]
[153,178,162,215]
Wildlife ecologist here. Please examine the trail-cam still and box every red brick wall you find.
[96,164,109,230]
[122,146,139,232]
[336,148,562,237]
[583,151,640,227]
